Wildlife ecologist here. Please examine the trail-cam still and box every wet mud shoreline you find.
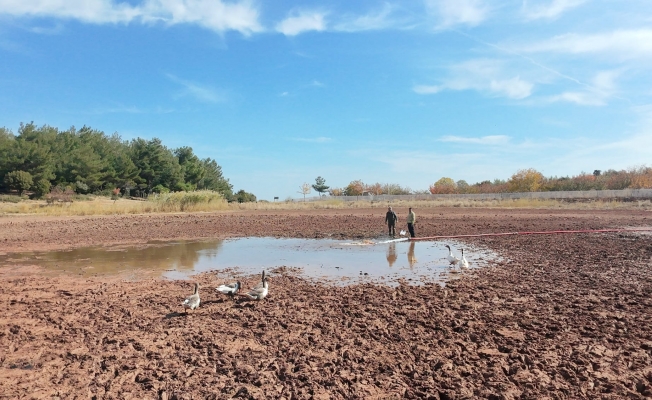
[1,208,651,399]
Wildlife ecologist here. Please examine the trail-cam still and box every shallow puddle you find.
[0,238,501,285]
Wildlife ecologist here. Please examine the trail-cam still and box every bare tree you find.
[298,182,311,201]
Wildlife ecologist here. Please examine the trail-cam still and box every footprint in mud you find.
[164,312,187,319]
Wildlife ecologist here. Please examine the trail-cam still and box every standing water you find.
[0,238,501,285]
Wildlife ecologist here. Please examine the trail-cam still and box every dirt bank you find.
[0,207,649,253]
[1,208,651,399]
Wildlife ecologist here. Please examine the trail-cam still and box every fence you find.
[295,189,652,203]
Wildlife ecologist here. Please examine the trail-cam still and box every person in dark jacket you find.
[385,206,398,237]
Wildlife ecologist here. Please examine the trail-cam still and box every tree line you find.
[0,122,254,201]
[429,167,652,194]
[303,167,652,198]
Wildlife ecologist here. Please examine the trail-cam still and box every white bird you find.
[445,244,461,265]
[182,283,200,313]
[216,281,241,299]
[243,271,269,301]
[457,249,469,270]
[399,230,407,236]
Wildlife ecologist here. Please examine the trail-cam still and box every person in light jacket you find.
[406,207,416,238]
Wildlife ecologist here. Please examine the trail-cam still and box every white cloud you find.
[413,59,534,99]
[424,0,489,28]
[489,77,534,99]
[333,3,395,32]
[142,0,262,35]
[521,29,652,59]
[0,0,263,35]
[27,22,65,35]
[522,0,587,20]
[412,85,442,94]
[547,69,620,106]
[548,91,604,106]
[439,135,510,145]
[548,131,652,173]
[275,10,326,36]
[166,74,224,103]
[0,0,140,23]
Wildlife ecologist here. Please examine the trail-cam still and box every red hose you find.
[409,227,652,241]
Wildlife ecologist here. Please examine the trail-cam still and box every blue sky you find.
[1,0,651,200]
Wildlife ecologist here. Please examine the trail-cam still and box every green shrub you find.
[32,179,51,198]
[75,181,90,194]
[4,171,33,194]
[235,189,256,203]
[152,184,170,194]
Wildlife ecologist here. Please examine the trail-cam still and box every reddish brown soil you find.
[1,208,651,399]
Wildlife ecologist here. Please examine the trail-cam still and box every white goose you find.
[216,281,241,299]
[445,244,461,266]
[457,249,469,270]
[182,283,200,313]
[243,271,269,301]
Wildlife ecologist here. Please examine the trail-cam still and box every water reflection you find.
[386,242,397,267]
[0,238,501,285]
[1,240,223,276]
[407,242,417,268]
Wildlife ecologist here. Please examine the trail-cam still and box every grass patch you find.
[0,190,229,216]
[1,193,650,216]
[0,194,24,203]
[150,191,227,212]
[229,197,652,211]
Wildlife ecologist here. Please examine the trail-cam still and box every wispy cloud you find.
[333,3,396,32]
[290,137,332,143]
[439,135,510,145]
[166,74,224,103]
[275,10,327,36]
[412,85,442,95]
[0,0,263,35]
[0,0,140,23]
[522,0,588,20]
[520,29,652,59]
[275,4,406,36]
[308,80,324,87]
[372,127,652,183]
[27,22,65,35]
[413,59,534,99]
[547,70,621,106]
[424,0,489,28]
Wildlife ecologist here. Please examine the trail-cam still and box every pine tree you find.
[312,176,330,197]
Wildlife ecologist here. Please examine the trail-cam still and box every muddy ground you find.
[0,208,651,399]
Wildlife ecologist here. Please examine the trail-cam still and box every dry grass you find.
[1,195,650,217]
[234,198,652,211]
[0,191,229,216]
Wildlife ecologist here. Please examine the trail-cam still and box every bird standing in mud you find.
[216,280,241,300]
[242,271,269,301]
[182,283,200,313]
[457,249,469,270]
[445,244,461,266]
